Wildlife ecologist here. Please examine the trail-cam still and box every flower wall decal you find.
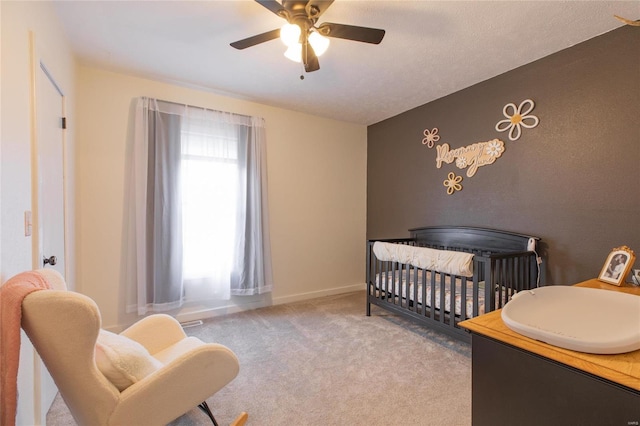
[443,172,463,195]
[422,127,440,148]
[495,99,539,141]
[485,140,504,157]
[421,99,540,194]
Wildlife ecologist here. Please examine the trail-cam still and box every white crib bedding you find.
[375,269,503,318]
[372,241,474,277]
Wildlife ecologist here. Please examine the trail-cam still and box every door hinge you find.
[61,117,67,129]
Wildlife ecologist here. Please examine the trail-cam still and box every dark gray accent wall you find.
[367,26,639,285]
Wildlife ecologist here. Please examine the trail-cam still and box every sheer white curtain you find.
[128,97,273,315]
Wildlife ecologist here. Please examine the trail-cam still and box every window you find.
[128,98,273,315]
[181,119,239,300]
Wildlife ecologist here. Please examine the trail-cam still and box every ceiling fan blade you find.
[303,41,320,72]
[614,14,640,26]
[317,22,385,44]
[230,28,281,50]
[305,0,334,21]
[255,0,286,17]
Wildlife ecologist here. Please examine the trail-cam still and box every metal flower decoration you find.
[443,172,463,195]
[495,99,539,141]
[422,127,440,148]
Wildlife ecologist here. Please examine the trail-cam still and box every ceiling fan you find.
[230,0,386,73]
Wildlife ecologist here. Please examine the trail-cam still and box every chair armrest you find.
[120,314,187,355]
[110,344,240,426]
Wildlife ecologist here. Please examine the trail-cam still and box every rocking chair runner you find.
[20,269,247,425]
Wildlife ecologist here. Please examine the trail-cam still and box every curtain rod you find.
[144,96,254,120]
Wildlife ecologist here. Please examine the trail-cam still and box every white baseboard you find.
[175,282,364,324]
[271,282,363,306]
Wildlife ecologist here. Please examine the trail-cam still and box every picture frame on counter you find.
[598,246,635,286]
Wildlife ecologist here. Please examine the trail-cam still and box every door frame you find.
[28,30,68,425]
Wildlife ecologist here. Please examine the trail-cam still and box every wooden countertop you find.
[459,279,640,391]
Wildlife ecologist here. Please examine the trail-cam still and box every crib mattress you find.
[375,269,500,318]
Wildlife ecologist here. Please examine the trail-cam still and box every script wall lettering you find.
[435,139,505,177]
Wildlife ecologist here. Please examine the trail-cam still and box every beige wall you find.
[1,2,365,419]
[1,1,77,424]
[75,66,367,330]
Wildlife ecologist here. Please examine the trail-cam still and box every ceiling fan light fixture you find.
[308,31,330,56]
[230,0,386,72]
[284,43,302,62]
[280,23,301,47]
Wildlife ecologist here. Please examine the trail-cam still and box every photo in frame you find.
[598,246,635,286]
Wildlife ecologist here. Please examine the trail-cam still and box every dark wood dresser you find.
[460,279,640,425]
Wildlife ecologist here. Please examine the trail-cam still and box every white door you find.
[34,60,66,423]
[37,62,66,276]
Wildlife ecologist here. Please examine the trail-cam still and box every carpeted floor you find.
[47,291,471,425]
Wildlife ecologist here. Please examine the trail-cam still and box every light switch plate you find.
[24,211,32,236]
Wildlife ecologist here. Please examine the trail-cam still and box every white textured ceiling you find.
[53,1,639,125]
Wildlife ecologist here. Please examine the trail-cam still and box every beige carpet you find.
[47,291,471,425]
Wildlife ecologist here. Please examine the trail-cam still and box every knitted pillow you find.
[95,329,163,391]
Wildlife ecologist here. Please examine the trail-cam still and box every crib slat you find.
[439,272,446,325]
[412,266,420,313]
[420,268,426,317]
[472,261,479,317]
[449,272,455,326]
[403,263,409,309]
[430,269,436,320]
[383,260,389,299]
[391,261,396,305]
[460,276,467,321]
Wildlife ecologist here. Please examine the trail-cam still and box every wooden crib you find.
[366,226,542,342]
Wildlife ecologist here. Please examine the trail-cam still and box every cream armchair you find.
[21,276,246,426]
